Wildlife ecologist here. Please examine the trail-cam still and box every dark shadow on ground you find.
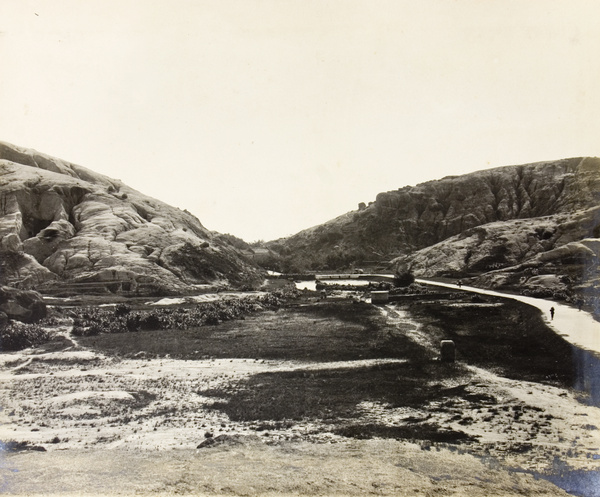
[199,361,481,444]
[405,296,577,387]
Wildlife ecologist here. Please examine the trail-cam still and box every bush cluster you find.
[520,288,570,301]
[71,290,294,336]
[389,283,439,296]
[393,270,415,288]
[0,321,51,351]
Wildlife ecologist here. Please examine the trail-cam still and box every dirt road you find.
[417,279,600,355]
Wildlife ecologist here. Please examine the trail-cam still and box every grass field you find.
[79,300,425,361]
[70,290,587,445]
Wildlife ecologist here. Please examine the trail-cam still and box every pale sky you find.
[1,0,599,242]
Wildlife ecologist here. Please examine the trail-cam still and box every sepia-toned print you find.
[1,2,599,495]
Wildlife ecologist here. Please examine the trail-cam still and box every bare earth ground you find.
[1,288,600,496]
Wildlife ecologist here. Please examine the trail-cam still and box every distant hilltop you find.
[1,140,598,304]
[0,141,264,296]
[265,157,599,303]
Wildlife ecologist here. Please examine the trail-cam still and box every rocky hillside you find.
[267,158,600,299]
[0,142,263,295]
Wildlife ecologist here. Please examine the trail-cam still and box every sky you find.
[1,0,599,242]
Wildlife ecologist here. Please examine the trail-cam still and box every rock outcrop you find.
[267,158,600,299]
[0,141,263,295]
[0,286,47,323]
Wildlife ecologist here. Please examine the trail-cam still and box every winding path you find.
[416,278,600,356]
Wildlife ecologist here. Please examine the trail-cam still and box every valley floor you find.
[1,288,599,496]
[417,278,600,355]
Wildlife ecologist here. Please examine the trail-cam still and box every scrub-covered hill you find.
[0,141,263,295]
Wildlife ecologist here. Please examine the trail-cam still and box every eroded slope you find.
[0,141,263,295]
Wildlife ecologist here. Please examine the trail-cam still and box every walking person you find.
[550,307,555,320]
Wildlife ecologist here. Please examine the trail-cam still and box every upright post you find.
[440,340,455,362]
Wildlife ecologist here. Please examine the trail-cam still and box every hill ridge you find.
[265,157,599,302]
[0,141,263,295]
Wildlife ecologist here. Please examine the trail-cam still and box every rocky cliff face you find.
[0,142,263,295]
[268,158,600,290]
[396,208,599,298]
[374,158,599,249]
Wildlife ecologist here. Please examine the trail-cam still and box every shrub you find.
[114,303,131,317]
[71,325,86,337]
[107,320,127,334]
[88,322,104,335]
[139,313,162,331]
[0,322,51,351]
[203,310,220,325]
[126,314,141,331]
[393,269,415,287]
[64,290,296,337]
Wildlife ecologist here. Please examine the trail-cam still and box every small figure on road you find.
[550,307,555,320]
[457,280,462,288]
[320,289,327,300]
[577,299,583,311]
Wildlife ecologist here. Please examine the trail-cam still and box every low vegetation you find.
[78,299,425,361]
[70,291,294,337]
[393,266,415,287]
[0,321,51,351]
[0,290,297,352]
